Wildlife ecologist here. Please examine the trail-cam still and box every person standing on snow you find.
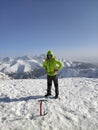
[43,50,63,98]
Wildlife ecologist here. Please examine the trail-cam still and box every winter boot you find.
[45,93,51,97]
[55,94,58,99]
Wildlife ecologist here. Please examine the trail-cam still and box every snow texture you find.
[0,78,98,130]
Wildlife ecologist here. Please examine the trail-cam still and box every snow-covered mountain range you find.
[0,55,98,79]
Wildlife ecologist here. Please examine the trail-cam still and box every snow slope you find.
[0,56,43,79]
[0,78,98,130]
[2,59,42,74]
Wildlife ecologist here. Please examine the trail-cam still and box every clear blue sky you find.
[0,0,98,61]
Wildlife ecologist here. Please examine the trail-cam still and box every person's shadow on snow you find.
[0,95,44,103]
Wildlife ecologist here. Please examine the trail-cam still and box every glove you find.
[54,68,59,72]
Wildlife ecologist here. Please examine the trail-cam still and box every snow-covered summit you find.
[16,56,33,61]
[4,59,31,74]
[0,78,98,130]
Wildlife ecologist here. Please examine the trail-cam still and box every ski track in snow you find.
[0,78,98,130]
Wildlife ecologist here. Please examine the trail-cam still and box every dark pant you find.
[47,75,59,96]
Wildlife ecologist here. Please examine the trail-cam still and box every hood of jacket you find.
[47,50,54,58]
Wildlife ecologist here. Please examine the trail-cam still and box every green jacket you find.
[43,51,63,76]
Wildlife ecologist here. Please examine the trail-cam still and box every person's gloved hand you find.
[54,68,59,72]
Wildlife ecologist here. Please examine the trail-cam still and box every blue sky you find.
[0,0,98,61]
